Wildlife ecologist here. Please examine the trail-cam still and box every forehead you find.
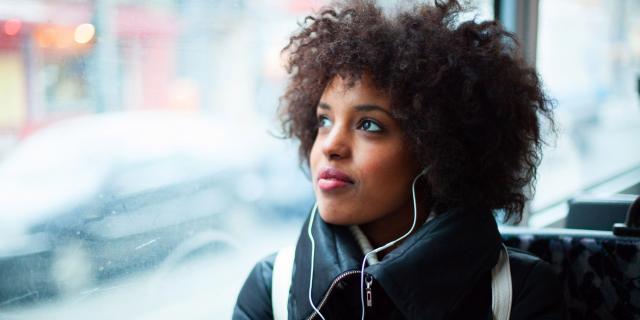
[320,75,391,109]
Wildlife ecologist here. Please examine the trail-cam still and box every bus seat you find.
[565,194,636,230]
[501,227,640,319]
[613,194,640,237]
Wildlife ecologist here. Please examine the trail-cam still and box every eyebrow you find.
[318,102,392,117]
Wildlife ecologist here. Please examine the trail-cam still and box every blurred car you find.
[0,110,313,307]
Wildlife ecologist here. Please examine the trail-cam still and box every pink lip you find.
[317,167,354,191]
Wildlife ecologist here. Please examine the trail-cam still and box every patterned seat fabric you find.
[502,231,640,320]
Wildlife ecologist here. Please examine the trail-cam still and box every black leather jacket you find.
[233,208,564,319]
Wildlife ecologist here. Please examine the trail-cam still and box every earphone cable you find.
[307,168,429,320]
[358,168,428,320]
[307,203,326,320]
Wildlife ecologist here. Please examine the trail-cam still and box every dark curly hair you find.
[279,0,554,222]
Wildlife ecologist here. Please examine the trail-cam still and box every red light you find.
[4,19,22,36]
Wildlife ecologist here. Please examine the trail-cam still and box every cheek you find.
[309,138,322,178]
[359,145,414,183]
[358,156,387,179]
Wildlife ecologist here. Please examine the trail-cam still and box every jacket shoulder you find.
[233,253,277,320]
[507,247,565,319]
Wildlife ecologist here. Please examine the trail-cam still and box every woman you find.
[234,0,563,319]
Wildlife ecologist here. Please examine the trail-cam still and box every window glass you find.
[532,0,640,220]
[0,0,492,318]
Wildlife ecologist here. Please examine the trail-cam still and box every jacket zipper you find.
[365,274,373,307]
[306,270,366,320]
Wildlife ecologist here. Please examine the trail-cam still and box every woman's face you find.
[310,75,421,228]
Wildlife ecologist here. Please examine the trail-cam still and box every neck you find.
[359,197,430,259]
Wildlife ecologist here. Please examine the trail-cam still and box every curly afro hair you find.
[279,0,554,222]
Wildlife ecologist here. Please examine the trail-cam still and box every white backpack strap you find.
[272,245,295,320]
[491,244,512,320]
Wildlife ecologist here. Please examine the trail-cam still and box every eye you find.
[317,115,332,128]
[358,119,383,133]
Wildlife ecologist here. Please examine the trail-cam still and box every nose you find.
[322,124,351,160]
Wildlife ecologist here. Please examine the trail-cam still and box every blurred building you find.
[0,1,182,140]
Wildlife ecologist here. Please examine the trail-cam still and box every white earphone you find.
[306,202,325,319]
[307,167,430,320]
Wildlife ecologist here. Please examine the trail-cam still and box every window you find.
[531,0,640,226]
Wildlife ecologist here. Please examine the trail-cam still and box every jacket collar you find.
[290,207,501,319]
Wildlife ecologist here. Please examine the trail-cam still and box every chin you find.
[318,204,358,225]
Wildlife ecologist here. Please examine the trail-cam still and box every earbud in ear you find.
[419,166,431,177]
